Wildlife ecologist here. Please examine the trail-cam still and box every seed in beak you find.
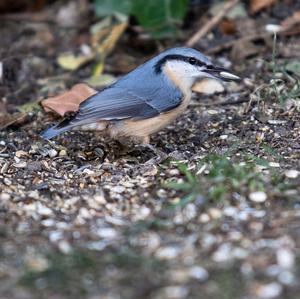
[219,71,240,81]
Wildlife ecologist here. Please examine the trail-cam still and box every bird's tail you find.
[40,123,72,139]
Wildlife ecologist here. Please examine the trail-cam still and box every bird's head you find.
[153,47,240,92]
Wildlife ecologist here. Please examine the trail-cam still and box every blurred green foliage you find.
[94,0,188,38]
[166,154,266,207]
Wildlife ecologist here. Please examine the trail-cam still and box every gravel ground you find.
[1,5,300,299]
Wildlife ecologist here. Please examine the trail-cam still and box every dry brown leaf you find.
[250,0,276,14]
[219,19,236,35]
[0,112,27,130]
[41,83,97,117]
[281,11,300,31]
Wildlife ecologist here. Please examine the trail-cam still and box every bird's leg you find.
[136,136,168,165]
[115,137,135,154]
[117,135,167,164]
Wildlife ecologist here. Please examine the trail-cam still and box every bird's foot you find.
[137,143,168,165]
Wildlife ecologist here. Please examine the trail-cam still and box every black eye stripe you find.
[187,57,206,67]
[154,54,209,73]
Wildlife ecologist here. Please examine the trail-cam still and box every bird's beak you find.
[203,67,241,82]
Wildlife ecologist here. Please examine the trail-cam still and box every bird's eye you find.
[189,57,197,65]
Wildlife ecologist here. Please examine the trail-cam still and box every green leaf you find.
[170,0,188,20]
[132,0,164,28]
[285,60,300,77]
[132,0,188,37]
[94,0,132,17]
[94,0,188,38]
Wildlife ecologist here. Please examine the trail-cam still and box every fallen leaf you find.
[0,112,27,130]
[250,0,276,14]
[219,19,236,35]
[92,15,128,56]
[192,79,225,95]
[57,52,94,71]
[91,14,128,76]
[41,84,97,117]
[281,11,300,31]
[57,14,128,73]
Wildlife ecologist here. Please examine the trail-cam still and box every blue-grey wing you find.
[69,83,183,125]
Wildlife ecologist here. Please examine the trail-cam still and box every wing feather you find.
[66,84,183,127]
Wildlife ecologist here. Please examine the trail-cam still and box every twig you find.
[185,0,240,47]
[205,32,271,55]
[204,10,300,55]
[0,12,52,23]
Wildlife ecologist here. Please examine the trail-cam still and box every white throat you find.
[163,60,197,94]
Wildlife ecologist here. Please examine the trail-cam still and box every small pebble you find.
[189,266,209,281]
[276,248,294,269]
[111,185,125,194]
[212,243,232,263]
[94,194,107,204]
[4,178,12,186]
[219,134,228,140]
[48,149,58,158]
[0,193,11,201]
[223,206,237,217]
[15,150,28,158]
[169,169,180,176]
[25,255,49,272]
[156,247,180,260]
[59,149,67,156]
[255,282,282,299]
[208,208,222,219]
[267,120,287,125]
[96,227,118,239]
[49,231,63,243]
[284,170,299,179]
[37,203,53,216]
[58,240,72,254]
[278,271,295,285]
[207,109,219,115]
[160,286,188,299]
[249,191,267,203]
[41,219,56,227]
[269,162,280,168]
[198,213,210,223]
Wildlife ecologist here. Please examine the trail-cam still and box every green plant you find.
[94,0,188,38]
[166,163,202,208]
[257,33,300,106]
[166,154,265,207]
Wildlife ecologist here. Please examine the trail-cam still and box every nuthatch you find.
[41,47,240,144]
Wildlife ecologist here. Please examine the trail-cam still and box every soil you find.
[1,1,300,299]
